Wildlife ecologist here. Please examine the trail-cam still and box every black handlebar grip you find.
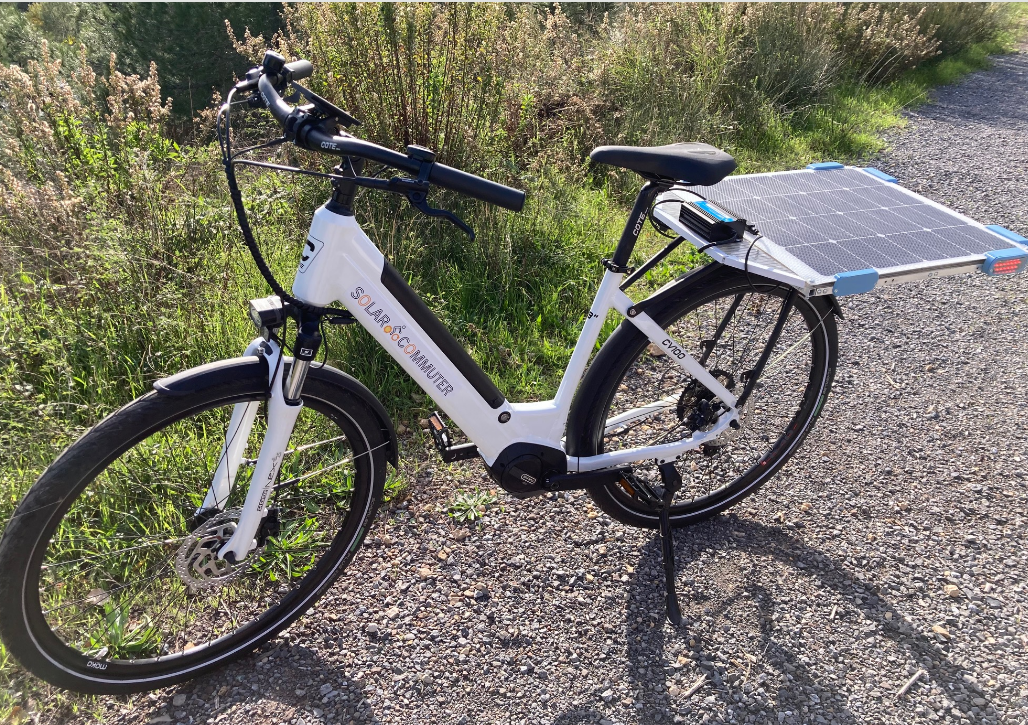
[429,163,526,212]
[260,76,525,212]
[285,60,313,82]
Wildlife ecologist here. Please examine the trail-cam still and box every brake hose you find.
[221,88,354,323]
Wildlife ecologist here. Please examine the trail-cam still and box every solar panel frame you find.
[651,166,1027,296]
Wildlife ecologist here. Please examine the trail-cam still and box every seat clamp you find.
[601,258,635,275]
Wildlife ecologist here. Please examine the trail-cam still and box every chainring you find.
[174,508,249,590]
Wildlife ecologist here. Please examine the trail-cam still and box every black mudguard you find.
[154,355,270,396]
[154,355,398,467]
[566,262,841,457]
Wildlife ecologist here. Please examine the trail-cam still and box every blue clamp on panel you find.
[862,167,898,183]
[981,247,1028,276]
[832,268,879,296]
[807,162,844,170]
[985,224,1028,244]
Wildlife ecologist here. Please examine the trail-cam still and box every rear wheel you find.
[571,268,837,528]
[0,362,386,693]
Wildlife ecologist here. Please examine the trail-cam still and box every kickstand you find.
[657,462,684,625]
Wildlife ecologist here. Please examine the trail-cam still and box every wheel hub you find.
[174,509,246,590]
[676,369,734,432]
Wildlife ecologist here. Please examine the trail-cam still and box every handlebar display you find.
[255,66,525,212]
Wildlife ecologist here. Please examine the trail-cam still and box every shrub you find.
[735,4,842,110]
[917,2,1010,56]
[832,4,941,84]
[228,3,538,173]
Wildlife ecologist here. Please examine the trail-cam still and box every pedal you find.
[427,412,479,463]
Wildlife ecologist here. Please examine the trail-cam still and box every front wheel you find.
[569,266,838,528]
[0,360,386,694]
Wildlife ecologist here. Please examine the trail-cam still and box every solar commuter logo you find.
[350,285,457,397]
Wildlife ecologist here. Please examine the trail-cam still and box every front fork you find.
[214,316,322,564]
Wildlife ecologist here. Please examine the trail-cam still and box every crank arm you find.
[218,339,302,564]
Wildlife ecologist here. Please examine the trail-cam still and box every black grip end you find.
[285,59,313,82]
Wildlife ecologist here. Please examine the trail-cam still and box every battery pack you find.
[679,198,746,243]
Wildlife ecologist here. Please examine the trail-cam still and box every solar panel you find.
[652,165,1028,296]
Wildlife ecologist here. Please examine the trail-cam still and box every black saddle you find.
[590,142,736,186]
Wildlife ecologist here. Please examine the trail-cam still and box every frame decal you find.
[297,235,324,274]
[351,285,457,397]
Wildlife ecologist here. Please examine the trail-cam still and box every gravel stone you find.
[91,47,1027,725]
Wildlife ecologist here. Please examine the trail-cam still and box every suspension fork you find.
[218,315,323,564]
[195,337,266,516]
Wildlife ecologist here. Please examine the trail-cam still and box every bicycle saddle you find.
[590,142,736,185]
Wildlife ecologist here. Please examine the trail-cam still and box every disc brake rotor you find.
[174,509,247,590]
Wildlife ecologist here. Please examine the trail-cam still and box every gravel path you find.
[99,50,1027,725]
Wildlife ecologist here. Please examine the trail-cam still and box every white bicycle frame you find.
[218,203,739,561]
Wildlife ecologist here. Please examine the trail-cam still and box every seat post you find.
[611,180,664,269]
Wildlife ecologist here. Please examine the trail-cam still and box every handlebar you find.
[254,66,526,212]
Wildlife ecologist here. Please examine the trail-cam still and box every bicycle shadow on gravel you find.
[126,641,382,725]
[623,515,984,725]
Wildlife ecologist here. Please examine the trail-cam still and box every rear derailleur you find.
[677,369,749,455]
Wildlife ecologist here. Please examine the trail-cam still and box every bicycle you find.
[0,51,844,693]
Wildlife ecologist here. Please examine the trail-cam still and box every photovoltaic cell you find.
[681,167,1013,277]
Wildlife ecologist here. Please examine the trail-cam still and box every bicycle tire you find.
[568,266,838,529]
[0,360,386,694]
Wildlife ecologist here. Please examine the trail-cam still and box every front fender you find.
[154,355,269,396]
[154,356,398,467]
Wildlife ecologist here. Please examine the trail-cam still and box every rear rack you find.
[651,165,1028,298]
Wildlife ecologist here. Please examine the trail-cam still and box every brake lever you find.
[406,190,475,241]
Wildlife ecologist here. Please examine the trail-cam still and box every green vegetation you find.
[0,3,1024,720]
[447,486,501,524]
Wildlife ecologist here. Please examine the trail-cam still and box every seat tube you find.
[611,181,663,268]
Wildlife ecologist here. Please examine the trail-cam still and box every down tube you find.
[291,208,515,463]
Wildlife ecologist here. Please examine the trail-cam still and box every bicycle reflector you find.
[678,197,747,243]
[981,248,1028,276]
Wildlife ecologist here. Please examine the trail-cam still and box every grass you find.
[0,5,1025,721]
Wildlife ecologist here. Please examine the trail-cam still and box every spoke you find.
[761,307,831,379]
[284,433,349,458]
[44,561,172,615]
[44,536,190,569]
[273,457,352,491]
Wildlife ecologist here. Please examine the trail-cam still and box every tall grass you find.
[0,3,1023,720]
